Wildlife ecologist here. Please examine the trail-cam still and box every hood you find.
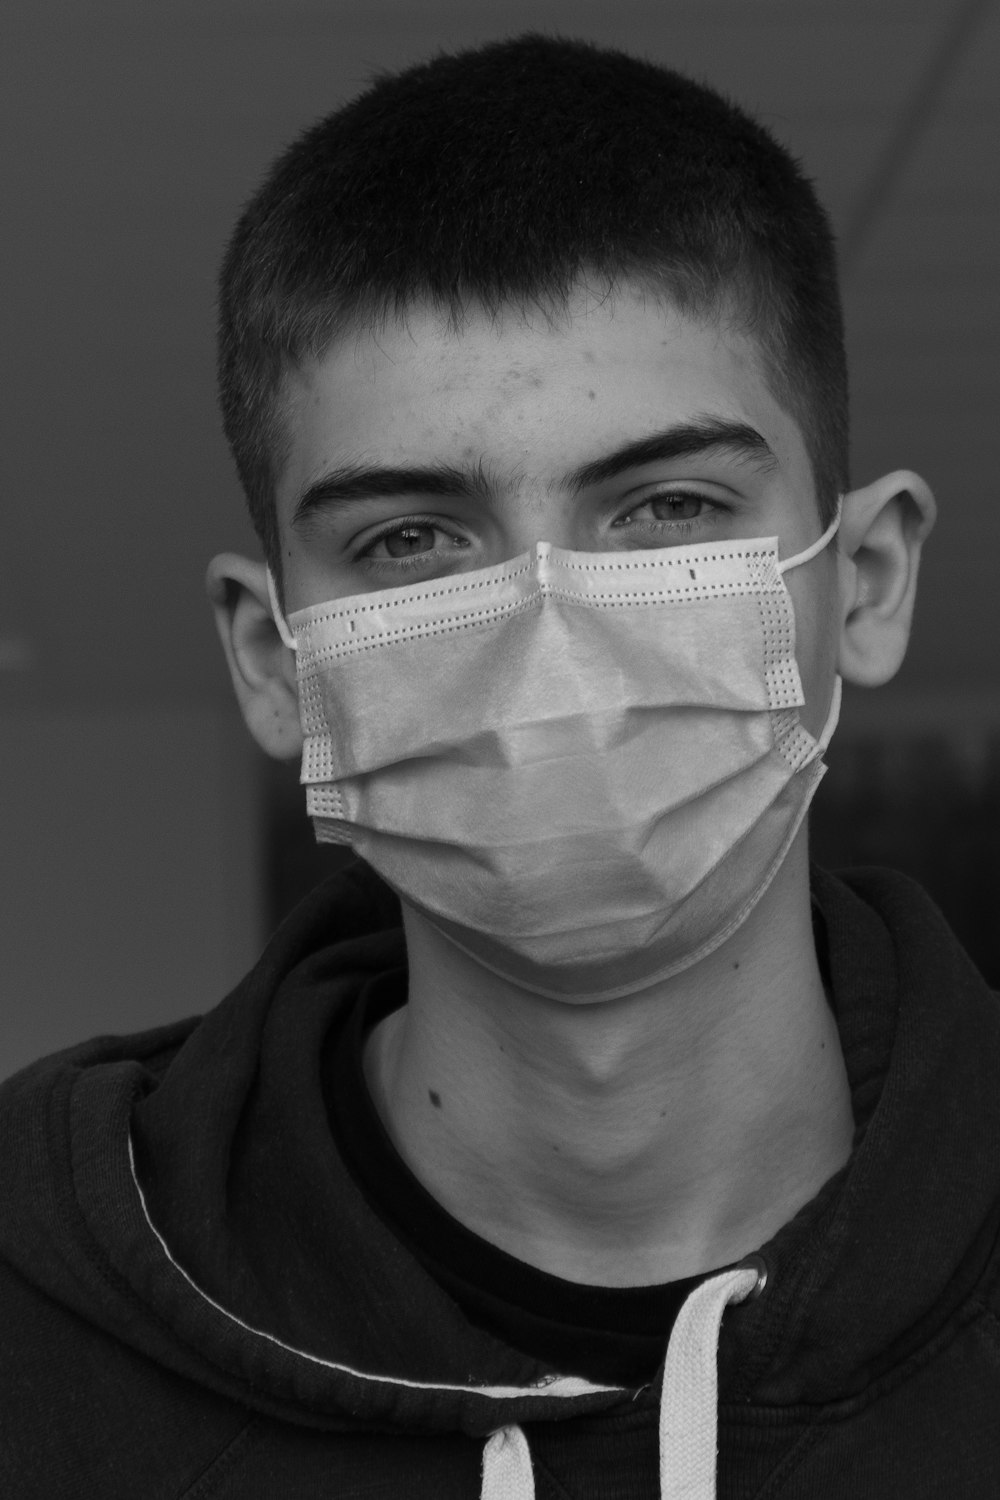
[2,861,999,1449]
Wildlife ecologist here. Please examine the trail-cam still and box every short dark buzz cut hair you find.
[218,33,848,585]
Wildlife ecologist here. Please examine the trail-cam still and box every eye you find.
[354,517,471,569]
[367,523,438,558]
[617,492,711,526]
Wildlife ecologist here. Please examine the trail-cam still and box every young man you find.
[2,33,998,1500]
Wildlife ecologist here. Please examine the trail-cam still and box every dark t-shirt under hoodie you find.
[2,863,1000,1498]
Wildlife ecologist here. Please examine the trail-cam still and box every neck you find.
[365,838,854,1286]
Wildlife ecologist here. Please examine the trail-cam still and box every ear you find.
[836,470,936,688]
[205,553,303,760]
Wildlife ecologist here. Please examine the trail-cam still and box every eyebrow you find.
[290,417,776,527]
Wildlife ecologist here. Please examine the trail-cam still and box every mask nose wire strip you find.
[269,503,840,650]
[266,567,299,651]
[658,1264,761,1500]
[481,1424,535,1500]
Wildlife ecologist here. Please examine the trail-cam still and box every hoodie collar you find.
[4,862,999,1435]
[717,866,1000,1402]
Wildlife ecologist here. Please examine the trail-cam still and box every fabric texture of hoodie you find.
[2,861,1000,1498]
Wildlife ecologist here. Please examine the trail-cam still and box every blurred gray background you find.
[3,0,999,1077]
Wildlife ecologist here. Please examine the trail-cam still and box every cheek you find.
[789,567,842,740]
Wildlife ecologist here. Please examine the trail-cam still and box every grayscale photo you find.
[2,3,999,1496]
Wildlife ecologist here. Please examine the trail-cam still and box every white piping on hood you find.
[129,1132,763,1492]
[126,1130,619,1402]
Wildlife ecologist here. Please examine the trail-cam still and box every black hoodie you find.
[2,863,1000,1499]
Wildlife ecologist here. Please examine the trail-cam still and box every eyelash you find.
[354,516,470,572]
[612,491,718,533]
[353,492,721,571]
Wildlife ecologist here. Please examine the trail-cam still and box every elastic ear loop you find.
[266,568,298,651]
[774,499,844,754]
[777,499,842,576]
[816,675,842,753]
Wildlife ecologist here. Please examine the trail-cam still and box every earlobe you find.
[836,470,936,688]
[205,553,303,760]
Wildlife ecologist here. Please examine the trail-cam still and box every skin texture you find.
[208,284,935,1285]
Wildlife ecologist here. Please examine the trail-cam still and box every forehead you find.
[277,286,812,503]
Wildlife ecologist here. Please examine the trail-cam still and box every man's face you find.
[274,285,841,736]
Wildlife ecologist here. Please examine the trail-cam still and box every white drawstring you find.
[659,1264,761,1499]
[481,1424,536,1500]
[479,1261,762,1500]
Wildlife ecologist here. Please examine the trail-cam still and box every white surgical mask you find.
[268,511,841,1001]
